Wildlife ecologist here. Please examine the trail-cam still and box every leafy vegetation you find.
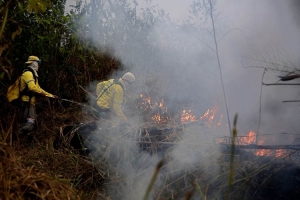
[0,0,123,198]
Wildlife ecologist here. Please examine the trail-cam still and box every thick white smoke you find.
[216,0,300,136]
[66,0,300,199]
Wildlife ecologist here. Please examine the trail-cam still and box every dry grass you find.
[0,142,79,200]
[1,80,300,200]
[1,105,300,200]
[0,99,107,199]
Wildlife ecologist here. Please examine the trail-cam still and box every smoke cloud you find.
[216,0,300,136]
[66,0,300,199]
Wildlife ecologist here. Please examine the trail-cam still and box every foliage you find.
[0,0,125,199]
[0,0,52,80]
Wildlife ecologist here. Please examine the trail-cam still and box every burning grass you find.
[1,105,300,199]
[80,120,300,200]
[1,81,300,199]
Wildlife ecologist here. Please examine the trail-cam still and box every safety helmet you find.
[25,56,41,64]
[122,72,135,83]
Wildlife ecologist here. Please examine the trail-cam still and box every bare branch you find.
[208,0,231,135]
[192,35,216,53]
[200,27,214,37]
[256,69,266,144]
[243,65,291,73]
[282,100,300,103]
[214,11,221,22]
[240,55,298,70]
[262,82,300,86]
[217,28,244,44]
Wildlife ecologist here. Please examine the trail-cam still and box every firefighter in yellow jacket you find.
[96,72,135,121]
[17,56,58,135]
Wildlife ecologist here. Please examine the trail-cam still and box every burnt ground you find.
[53,122,300,199]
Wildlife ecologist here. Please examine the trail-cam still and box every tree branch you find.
[262,82,300,86]
[217,28,243,44]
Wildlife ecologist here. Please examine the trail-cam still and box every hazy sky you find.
[65,0,194,18]
[150,0,193,19]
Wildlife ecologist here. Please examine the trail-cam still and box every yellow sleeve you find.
[22,71,54,97]
[96,82,104,96]
[112,84,127,121]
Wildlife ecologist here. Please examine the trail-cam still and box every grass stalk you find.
[143,159,164,200]
[225,114,238,200]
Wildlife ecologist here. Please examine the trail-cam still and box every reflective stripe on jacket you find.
[20,71,54,104]
[96,79,126,121]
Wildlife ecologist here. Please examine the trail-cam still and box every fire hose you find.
[60,98,86,106]
[64,98,100,112]
[51,97,98,112]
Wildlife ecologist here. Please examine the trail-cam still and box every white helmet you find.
[122,72,135,83]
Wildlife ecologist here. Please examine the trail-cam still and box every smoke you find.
[66,0,300,199]
[216,0,300,136]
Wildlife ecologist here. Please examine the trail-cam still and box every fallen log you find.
[262,82,300,86]
[219,143,300,150]
[282,100,300,103]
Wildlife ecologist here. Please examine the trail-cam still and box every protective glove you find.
[45,94,59,99]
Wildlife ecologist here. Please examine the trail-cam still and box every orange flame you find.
[233,131,289,158]
[180,104,221,126]
[181,110,197,123]
[255,149,272,157]
[139,94,222,126]
[140,95,290,158]
[238,131,256,144]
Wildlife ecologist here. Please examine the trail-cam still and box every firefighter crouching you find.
[95,72,135,124]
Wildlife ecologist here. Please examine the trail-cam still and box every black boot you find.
[18,122,34,136]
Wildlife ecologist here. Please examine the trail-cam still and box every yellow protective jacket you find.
[20,70,54,105]
[96,79,126,121]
